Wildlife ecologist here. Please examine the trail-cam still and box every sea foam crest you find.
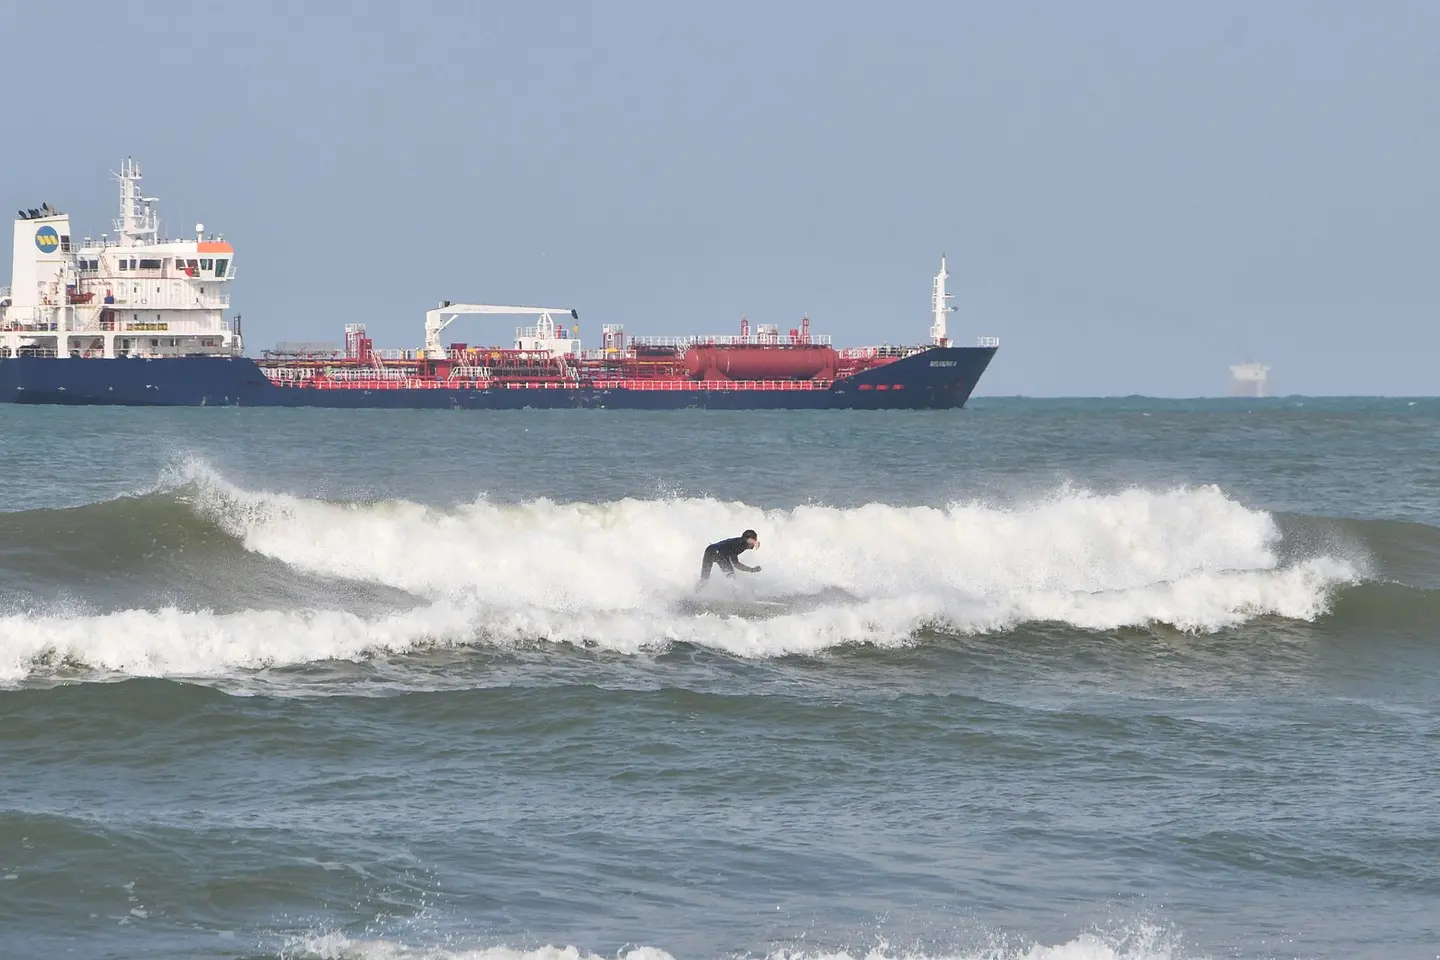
[0,460,1362,682]
[285,926,1192,960]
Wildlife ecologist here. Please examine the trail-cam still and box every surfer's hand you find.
[751,565,762,573]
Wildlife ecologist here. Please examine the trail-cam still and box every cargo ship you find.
[0,159,998,409]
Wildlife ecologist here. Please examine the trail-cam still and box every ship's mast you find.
[113,157,159,248]
[931,254,955,347]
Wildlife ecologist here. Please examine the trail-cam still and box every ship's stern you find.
[0,356,273,405]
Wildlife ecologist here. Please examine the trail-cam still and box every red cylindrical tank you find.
[683,345,839,381]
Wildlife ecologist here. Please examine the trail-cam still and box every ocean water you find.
[2,399,1438,960]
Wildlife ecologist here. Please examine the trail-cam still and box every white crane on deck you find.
[423,301,580,360]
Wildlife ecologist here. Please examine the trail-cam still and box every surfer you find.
[695,529,761,592]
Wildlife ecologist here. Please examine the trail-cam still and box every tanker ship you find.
[0,159,999,409]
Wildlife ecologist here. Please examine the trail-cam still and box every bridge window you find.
[139,259,162,269]
[215,259,228,278]
[200,258,213,270]
[119,260,129,271]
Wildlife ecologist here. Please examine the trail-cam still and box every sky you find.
[2,0,1437,396]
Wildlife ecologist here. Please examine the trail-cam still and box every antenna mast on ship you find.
[113,157,159,247]
[931,254,956,347]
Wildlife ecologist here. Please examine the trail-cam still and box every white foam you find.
[192,470,1298,609]
[0,600,480,685]
[283,928,1191,960]
[288,942,677,960]
[0,460,1363,682]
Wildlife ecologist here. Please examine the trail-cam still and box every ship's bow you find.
[830,344,997,409]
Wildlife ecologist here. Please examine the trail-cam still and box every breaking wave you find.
[0,459,1368,683]
[279,927,1194,960]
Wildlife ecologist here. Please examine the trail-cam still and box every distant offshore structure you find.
[1229,362,1271,398]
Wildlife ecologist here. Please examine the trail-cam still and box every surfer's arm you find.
[733,560,761,573]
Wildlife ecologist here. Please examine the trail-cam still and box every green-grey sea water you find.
[2,399,1438,960]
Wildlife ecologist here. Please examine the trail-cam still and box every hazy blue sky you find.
[3,1,1436,396]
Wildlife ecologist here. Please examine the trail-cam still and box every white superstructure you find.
[0,158,241,360]
[1230,361,1271,398]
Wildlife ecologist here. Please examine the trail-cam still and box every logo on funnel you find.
[34,226,60,253]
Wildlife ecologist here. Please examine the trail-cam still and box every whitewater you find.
[0,459,1362,683]
[281,929,1189,960]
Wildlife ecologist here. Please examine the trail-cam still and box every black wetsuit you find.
[699,536,758,582]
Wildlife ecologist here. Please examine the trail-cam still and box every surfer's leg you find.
[696,549,716,591]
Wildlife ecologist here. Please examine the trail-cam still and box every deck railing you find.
[272,377,834,392]
[628,334,834,347]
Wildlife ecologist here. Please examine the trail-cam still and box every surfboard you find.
[677,595,787,618]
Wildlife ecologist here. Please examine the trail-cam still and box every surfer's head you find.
[742,529,758,549]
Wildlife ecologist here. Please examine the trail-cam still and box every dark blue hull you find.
[0,345,995,410]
